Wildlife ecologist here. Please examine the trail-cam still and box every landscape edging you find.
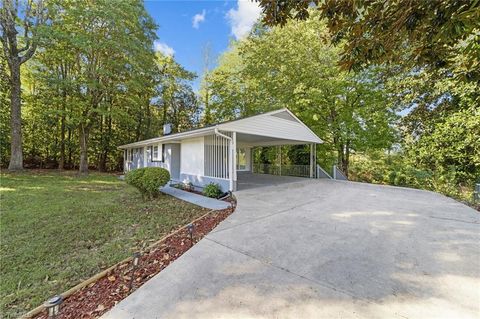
[20,209,218,318]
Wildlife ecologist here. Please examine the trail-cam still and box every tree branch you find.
[19,0,44,64]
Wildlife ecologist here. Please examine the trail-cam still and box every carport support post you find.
[278,145,282,176]
[232,132,237,191]
[310,143,315,178]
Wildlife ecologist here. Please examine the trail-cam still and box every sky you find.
[144,0,262,90]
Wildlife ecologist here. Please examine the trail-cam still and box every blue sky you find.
[145,0,262,90]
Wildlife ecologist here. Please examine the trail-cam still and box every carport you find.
[229,110,323,191]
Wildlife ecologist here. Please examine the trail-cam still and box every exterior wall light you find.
[44,295,63,318]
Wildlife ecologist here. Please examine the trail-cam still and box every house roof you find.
[118,108,323,149]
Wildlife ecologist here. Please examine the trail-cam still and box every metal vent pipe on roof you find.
[163,123,172,135]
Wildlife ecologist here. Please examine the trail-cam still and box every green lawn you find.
[0,170,207,318]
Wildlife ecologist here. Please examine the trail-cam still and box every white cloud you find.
[154,41,175,57]
[192,9,206,29]
[226,0,262,39]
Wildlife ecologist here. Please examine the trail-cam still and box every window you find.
[236,148,247,170]
[151,143,164,162]
[152,145,159,161]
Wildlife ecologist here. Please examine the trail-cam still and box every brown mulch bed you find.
[32,206,234,319]
[170,183,232,202]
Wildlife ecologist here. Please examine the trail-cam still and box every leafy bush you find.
[394,173,408,187]
[125,167,170,199]
[203,183,223,198]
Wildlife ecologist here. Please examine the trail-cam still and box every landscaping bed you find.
[0,170,212,318]
[30,207,234,319]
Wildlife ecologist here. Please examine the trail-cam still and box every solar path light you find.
[187,223,194,244]
[129,252,141,290]
[44,295,62,318]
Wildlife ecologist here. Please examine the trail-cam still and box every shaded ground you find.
[0,170,207,318]
[104,175,480,319]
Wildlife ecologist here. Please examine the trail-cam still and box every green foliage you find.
[203,183,223,198]
[258,1,480,81]
[404,106,480,183]
[1,0,199,171]
[125,167,170,199]
[203,15,397,174]
[0,53,10,167]
[349,153,476,205]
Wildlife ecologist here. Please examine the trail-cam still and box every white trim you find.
[118,108,323,149]
[119,126,216,149]
[151,143,162,161]
[283,109,324,143]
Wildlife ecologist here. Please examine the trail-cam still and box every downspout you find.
[214,128,233,191]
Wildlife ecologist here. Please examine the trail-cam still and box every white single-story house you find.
[118,108,323,192]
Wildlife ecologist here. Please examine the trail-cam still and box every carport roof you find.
[118,108,323,149]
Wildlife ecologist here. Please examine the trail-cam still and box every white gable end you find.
[218,109,322,144]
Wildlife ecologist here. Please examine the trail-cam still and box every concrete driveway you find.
[103,176,480,319]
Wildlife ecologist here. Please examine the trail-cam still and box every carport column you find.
[309,143,315,178]
[232,132,237,191]
[278,145,282,176]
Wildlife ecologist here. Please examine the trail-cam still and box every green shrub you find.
[387,171,397,185]
[394,173,408,187]
[125,167,170,199]
[203,183,223,198]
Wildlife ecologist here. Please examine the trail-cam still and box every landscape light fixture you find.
[133,252,141,267]
[129,252,141,291]
[187,223,194,243]
[44,295,62,318]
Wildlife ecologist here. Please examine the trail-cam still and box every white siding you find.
[218,113,322,143]
[180,137,204,176]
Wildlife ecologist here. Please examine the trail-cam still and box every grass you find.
[0,170,208,318]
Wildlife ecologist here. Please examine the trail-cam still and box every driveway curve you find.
[104,177,480,319]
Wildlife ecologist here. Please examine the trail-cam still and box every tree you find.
[204,16,397,174]
[257,0,480,80]
[199,42,215,125]
[405,105,479,183]
[8,0,199,172]
[0,49,10,166]
[38,0,158,173]
[155,53,199,133]
[0,0,46,170]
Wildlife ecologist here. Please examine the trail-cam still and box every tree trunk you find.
[59,112,66,169]
[67,126,72,168]
[97,114,105,171]
[8,61,23,170]
[79,124,89,174]
[59,65,67,170]
[145,99,151,138]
